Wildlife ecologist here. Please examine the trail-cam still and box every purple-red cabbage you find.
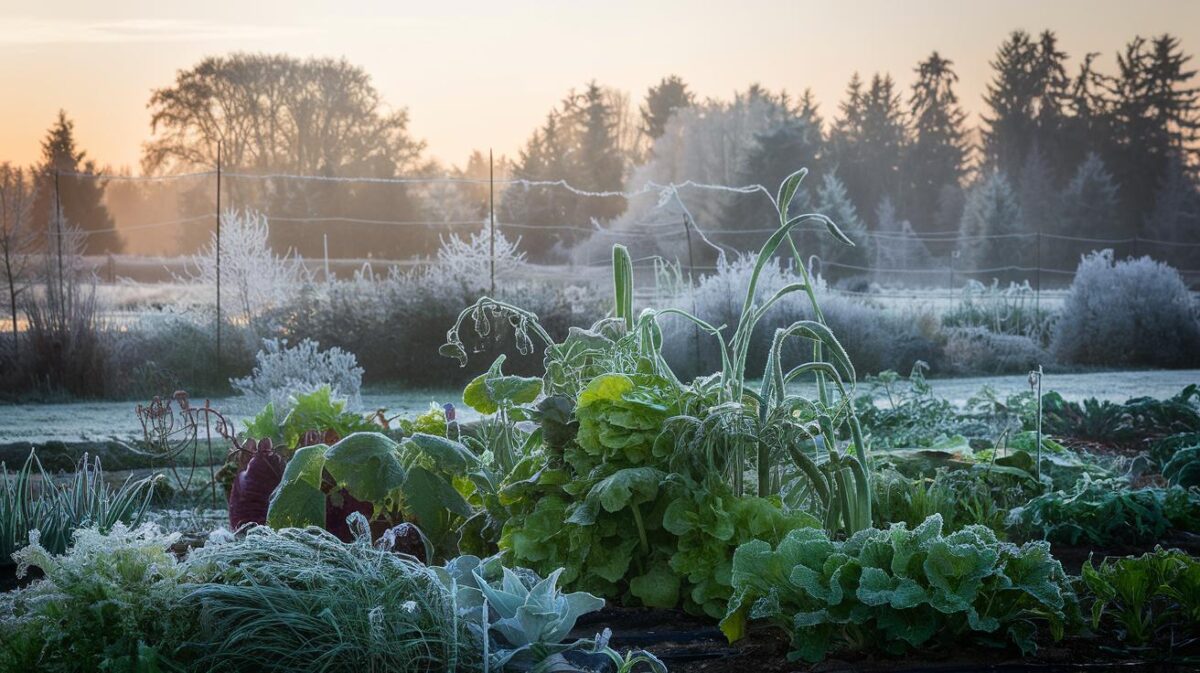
[228,438,285,530]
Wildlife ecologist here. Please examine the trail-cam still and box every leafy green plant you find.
[267,431,475,556]
[1081,547,1200,649]
[1,452,155,564]
[1010,479,1200,546]
[1,523,194,672]
[182,523,478,673]
[441,169,871,617]
[1039,385,1200,443]
[721,514,1076,662]
[462,355,542,464]
[393,404,448,438]
[241,385,376,448]
[1162,443,1200,488]
[854,366,971,450]
[872,468,1026,535]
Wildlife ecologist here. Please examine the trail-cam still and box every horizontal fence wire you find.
[42,168,1200,288]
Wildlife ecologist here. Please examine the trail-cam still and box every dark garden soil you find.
[577,606,1200,673]
[1050,532,1200,575]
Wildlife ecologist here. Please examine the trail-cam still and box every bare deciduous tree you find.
[0,163,37,355]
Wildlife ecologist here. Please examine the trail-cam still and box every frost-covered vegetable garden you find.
[1,171,1199,672]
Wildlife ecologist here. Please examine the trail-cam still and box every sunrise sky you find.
[1,0,1198,173]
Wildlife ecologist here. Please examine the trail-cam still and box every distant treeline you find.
[2,30,1198,275]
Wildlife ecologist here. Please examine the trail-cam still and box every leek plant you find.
[645,169,872,532]
[442,169,873,535]
[1,451,156,563]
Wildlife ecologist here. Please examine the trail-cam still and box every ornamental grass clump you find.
[181,523,479,673]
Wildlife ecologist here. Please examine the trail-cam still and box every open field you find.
[3,369,1196,445]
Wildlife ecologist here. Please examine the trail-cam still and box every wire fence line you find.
[48,166,1200,293]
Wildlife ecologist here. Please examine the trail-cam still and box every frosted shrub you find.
[232,338,364,417]
[178,210,309,324]
[2,524,194,672]
[107,308,257,396]
[1051,250,1200,368]
[273,232,602,386]
[658,255,941,378]
[424,224,526,293]
[944,327,1051,375]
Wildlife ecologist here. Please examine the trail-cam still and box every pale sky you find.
[1,0,1197,172]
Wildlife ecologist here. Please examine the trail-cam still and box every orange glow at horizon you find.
[1,0,1197,172]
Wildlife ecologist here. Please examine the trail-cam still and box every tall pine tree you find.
[505,82,629,259]
[982,31,1070,181]
[1107,34,1200,227]
[723,89,825,250]
[33,111,121,255]
[958,170,1025,278]
[904,52,968,234]
[814,171,869,275]
[640,75,695,142]
[1055,152,1120,271]
[830,73,908,224]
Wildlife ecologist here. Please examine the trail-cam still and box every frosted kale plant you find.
[1051,250,1200,368]
[231,338,364,419]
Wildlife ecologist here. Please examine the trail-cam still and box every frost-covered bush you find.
[178,210,310,324]
[658,255,941,379]
[943,327,1051,375]
[231,338,364,417]
[1051,250,1200,368]
[181,525,480,673]
[272,232,602,386]
[105,309,258,397]
[424,224,526,292]
[0,524,196,672]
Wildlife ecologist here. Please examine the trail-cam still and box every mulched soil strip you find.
[575,606,1199,673]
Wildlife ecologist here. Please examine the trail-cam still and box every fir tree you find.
[505,82,629,258]
[33,111,122,255]
[958,170,1026,277]
[640,75,694,142]
[1055,152,1120,270]
[830,73,908,219]
[723,89,825,250]
[874,195,929,284]
[1145,153,1200,242]
[1108,34,1200,225]
[814,171,869,274]
[905,51,968,233]
[982,31,1070,180]
[1017,144,1057,240]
